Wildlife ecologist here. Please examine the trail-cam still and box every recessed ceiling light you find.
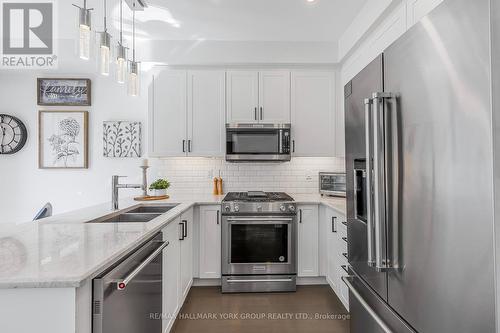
[306,0,317,3]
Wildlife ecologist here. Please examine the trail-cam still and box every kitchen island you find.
[0,194,346,333]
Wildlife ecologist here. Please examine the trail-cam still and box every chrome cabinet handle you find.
[342,237,348,243]
[299,209,302,223]
[342,276,394,333]
[116,241,169,290]
[341,265,349,273]
[364,97,375,268]
[254,107,258,120]
[341,221,348,226]
[332,216,337,233]
[182,139,186,153]
[260,107,263,120]
[292,140,296,153]
[342,252,348,259]
[188,140,192,153]
[217,210,220,225]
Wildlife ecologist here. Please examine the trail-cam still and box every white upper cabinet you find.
[150,69,225,157]
[227,70,291,124]
[291,71,335,157]
[150,70,187,157]
[226,71,259,123]
[258,71,291,123]
[187,70,226,157]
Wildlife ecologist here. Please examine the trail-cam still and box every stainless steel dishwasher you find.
[92,232,168,333]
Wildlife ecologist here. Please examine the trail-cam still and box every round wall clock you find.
[0,114,28,154]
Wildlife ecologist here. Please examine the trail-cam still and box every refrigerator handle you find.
[364,98,376,267]
[372,92,397,272]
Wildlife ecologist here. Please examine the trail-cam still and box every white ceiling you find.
[111,0,368,42]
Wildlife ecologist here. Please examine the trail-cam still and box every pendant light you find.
[128,1,140,96]
[72,0,93,60]
[116,0,127,83]
[98,0,112,76]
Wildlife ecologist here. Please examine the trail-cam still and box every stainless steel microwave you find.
[226,124,291,162]
[319,172,346,197]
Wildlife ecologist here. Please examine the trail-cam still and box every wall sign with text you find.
[37,78,91,106]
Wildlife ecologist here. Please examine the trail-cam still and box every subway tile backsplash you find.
[149,157,345,195]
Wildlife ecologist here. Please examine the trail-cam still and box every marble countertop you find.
[0,193,345,289]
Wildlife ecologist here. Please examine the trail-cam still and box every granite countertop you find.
[0,193,345,289]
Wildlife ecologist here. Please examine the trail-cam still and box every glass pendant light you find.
[72,0,93,60]
[128,2,140,96]
[98,0,112,76]
[116,0,127,83]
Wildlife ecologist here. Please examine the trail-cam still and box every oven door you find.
[226,125,291,162]
[222,216,297,275]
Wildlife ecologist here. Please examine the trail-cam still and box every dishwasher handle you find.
[116,241,169,290]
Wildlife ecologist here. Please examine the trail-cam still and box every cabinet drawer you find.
[337,252,348,267]
[337,236,348,254]
[336,264,349,306]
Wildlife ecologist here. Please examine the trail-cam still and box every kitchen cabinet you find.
[187,70,226,157]
[162,208,194,333]
[150,69,225,157]
[179,208,194,302]
[297,205,319,277]
[323,206,349,310]
[198,205,221,279]
[226,70,290,124]
[150,70,187,157]
[162,217,181,332]
[291,71,335,157]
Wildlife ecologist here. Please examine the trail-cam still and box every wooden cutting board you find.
[134,195,169,201]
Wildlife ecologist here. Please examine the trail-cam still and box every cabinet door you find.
[291,71,335,156]
[162,218,181,332]
[198,205,221,279]
[297,205,319,277]
[226,71,259,123]
[259,71,291,123]
[150,70,187,157]
[187,71,226,157]
[180,208,194,301]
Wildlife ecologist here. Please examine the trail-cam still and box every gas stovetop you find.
[222,192,296,215]
[222,191,294,202]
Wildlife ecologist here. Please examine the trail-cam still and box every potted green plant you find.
[149,178,170,196]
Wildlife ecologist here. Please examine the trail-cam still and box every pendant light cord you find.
[119,0,123,43]
[103,0,107,32]
[132,1,136,61]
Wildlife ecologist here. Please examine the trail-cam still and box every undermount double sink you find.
[88,204,179,224]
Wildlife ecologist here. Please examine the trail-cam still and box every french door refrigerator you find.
[344,0,497,332]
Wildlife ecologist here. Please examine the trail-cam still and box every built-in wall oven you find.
[221,192,297,293]
[226,124,291,162]
[92,232,168,333]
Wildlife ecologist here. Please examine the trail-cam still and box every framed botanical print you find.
[39,111,89,169]
[103,121,142,158]
[37,78,91,106]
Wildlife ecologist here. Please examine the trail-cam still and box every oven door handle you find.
[115,241,169,290]
[226,278,294,283]
[226,217,294,222]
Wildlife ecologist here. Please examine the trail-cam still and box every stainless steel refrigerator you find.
[344,0,497,332]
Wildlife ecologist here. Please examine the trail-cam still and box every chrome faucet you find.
[111,175,144,210]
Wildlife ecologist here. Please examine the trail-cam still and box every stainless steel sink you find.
[126,205,177,214]
[95,213,162,223]
[86,204,179,224]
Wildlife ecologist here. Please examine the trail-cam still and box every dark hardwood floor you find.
[171,285,350,333]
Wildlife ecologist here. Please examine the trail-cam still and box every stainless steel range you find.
[221,191,297,293]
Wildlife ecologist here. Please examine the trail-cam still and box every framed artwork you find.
[37,78,91,106]
[103,121,142,158]
[39,111,88,169]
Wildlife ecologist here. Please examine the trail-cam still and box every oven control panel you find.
[221,202,297,215]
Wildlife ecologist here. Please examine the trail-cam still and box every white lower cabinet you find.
[162,218,181,332]
[198,205,221,279]
[323,206,349,310]
[162,208,194,333]
[297,205,319,277]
